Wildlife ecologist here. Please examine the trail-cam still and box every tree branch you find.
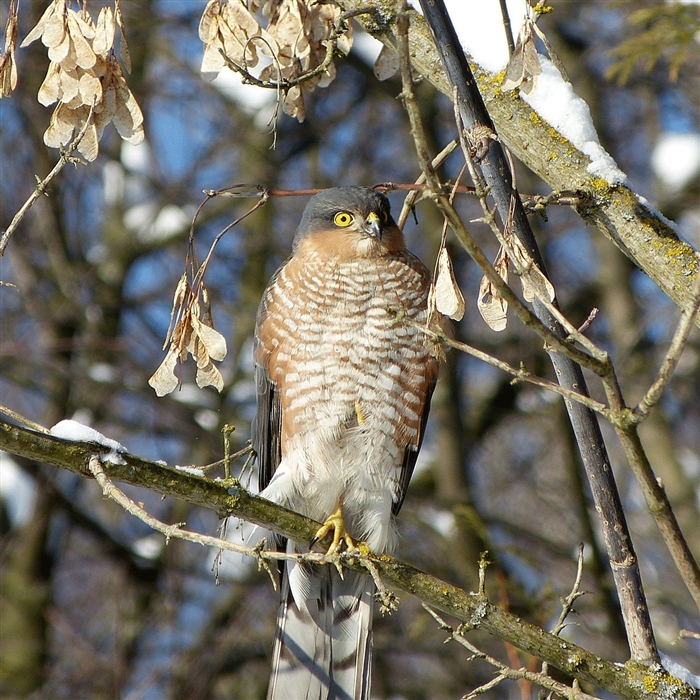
[0,103,96,257]
[402,0,658,665]
[336,0,700,326]
[0,418,696,699]
[422,605,602,700]
[632,266,700,423]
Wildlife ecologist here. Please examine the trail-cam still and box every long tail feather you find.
[267,561,374,700]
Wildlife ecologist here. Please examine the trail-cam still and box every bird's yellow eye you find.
[333,211,355,227]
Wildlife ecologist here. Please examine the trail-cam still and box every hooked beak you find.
[363,211,382,240]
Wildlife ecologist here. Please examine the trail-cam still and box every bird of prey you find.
[253,186,440,700]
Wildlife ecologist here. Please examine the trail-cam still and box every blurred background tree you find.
[1,1,699,698]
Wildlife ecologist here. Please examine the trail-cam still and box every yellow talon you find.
[312,505,356,556]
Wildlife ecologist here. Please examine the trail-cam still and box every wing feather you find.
[393,376,437,516]
[254,357,282,492]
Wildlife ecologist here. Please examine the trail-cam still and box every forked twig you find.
[541,544,589,693]
[354,552,398,614]
[422,605,601,700]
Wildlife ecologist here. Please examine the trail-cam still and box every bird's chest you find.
[270,257,424,378]
[261,255,430,443]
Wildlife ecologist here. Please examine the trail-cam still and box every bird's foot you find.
[311,506,356,556]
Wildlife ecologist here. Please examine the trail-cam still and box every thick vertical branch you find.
[415,0,659,665]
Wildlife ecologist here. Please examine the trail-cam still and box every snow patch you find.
[173,465,206,477]
[49,419,127,465]
[446,0,528,73]
[636,194,680,235]
[445,2,627,185]
[521,58,627,185]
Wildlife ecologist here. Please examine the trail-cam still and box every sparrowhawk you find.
[254,186,440,700]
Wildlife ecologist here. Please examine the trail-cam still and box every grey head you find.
[292,187,396,249]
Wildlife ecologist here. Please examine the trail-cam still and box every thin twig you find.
[86,453,335,569]
[577,307,598,335]
[600,367,700,611]
[354,552,398,614]
[534,293,607,362]
[632,264,700,423]
[417,0,660,664]
[422,605,602,700]
[395,6,443,194]
[552,543,587,637]
[0,404,50,433]
[454,99,606,364]
[218,5,366,93]
[395,4,607,377]
[401,316,610,417]
[191,195,269,295]
[498,0,516,56]
[1,103,96,256]
[87,453,405,597]
[463,674,507,699]
[542,544,588,685]
[521,190,585,213]
[200,181,579,212]
[397,139,459,228]
[196,444,253,474]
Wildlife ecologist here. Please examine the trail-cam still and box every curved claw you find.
[311,506,356,556]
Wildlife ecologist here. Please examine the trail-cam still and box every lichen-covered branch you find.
[0,418,697,699]
[336,0,700,324]
[422,605,601,700]
[398,0,658,665]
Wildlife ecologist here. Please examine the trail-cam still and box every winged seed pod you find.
[506,234,555,304]
[373,45,399,81]
[200,0,270,77]
[93,7,116,57]
[0,1,19,98]
[477,239,555,332]
[478,246,509,332]
[433,247,465,321]
[149,278,228,396]
[199,0,352,122]
[21,0,142,161]
[502,16,542,94]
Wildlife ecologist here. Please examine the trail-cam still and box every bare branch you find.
[394,0,663,664]
[86,452,350,572]
[422,605,602,700]
[552,544,588,638]
[1,103,96,257]
[541,544,590,690]
[633,263,700,423]
[336,0,700,325]
[498,0,515,56]
[1,417,693,699]
[401,317,610,417]
[394,7,607,378]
